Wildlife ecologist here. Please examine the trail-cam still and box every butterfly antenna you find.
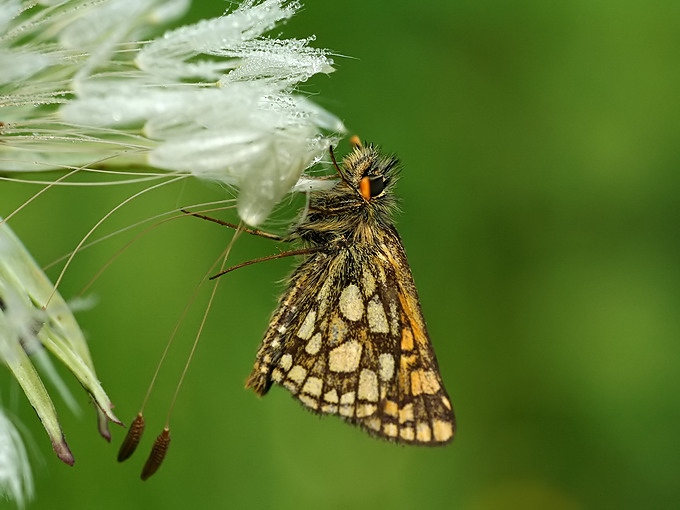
[329,145,343,178]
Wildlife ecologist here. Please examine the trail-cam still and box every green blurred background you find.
[2,1,680,508]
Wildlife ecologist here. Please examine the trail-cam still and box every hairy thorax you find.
[293,209,390,248]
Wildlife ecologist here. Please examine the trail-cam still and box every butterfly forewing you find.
[246,223,455,444]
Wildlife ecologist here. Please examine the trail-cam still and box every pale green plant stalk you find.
[0,0,344,504]
[0,216,121,506]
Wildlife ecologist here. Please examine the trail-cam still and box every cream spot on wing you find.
[432,420,454,442]
[358,369,379,402]
[328,340,362,372]
[421,370,441,394]
[367,296,389,333]
[305,332,322,355]
[399,404,414,424]
[298,394,318,410]
[271,368,284,383]
[287,365,307,384]
[321,404,338,414]
[340,391,356,405]
[277,325,287,334]
[339,284,364,321]
[296,309,316,340]
[383,423,398,438]
[411,369,441,396]
[339,405,354,418]
[356,403,377,418]
[378,353,395,381]
[324,389,339,403]
[279,354,293,371]
[362,268,376,297]
[328,316,348,345]
[399,427,415,441]
[365,417,381,432]
[416,422,432,442]
[441,396,452,410]
[302,376,323,397]
[384,400,399,418]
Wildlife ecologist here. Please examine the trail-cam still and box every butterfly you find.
[245,139,455,444]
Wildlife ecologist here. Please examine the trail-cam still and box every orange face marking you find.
[359,176,372,200]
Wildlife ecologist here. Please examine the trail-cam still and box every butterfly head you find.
[297,141,401,243]
[333,141,399,204]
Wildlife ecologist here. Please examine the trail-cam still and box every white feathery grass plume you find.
[1,0,345,226]
[0,409,33,509]
[0,218,121,466]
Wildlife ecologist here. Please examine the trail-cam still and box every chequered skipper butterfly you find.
[120,139,456,480]
[246,139,455,444]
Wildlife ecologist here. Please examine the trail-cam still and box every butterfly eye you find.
[359,175,386,200]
